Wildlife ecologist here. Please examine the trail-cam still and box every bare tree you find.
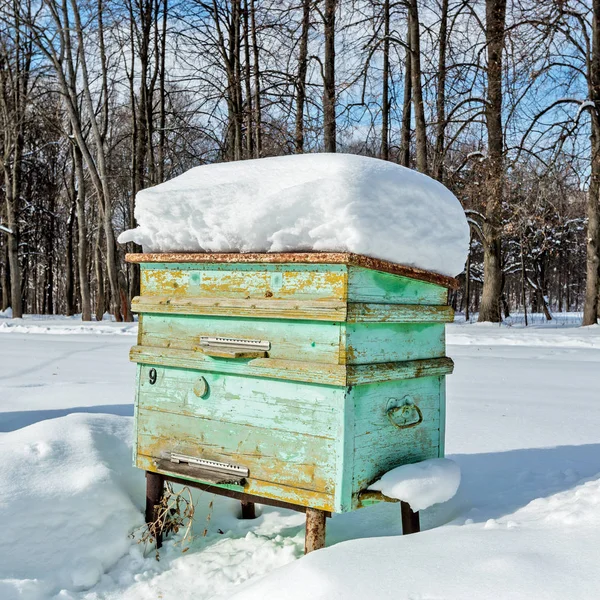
[432,0,448,181]
[400,20,412,167]
[380,0,390,160]
[585,0,600,325]
[25,0,124,319]
[72,143,92,321]
[295,0,311,153]
[0,0,33,318]
[408,0,427,173]
[0,0,591,326]
[477,0,507,323]
[323,0,336,152]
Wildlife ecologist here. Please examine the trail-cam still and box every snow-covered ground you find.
[1,313,599,599]
[0,314,136,433]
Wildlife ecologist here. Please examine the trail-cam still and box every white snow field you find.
[1,313,599,599]
[118,154,470,277]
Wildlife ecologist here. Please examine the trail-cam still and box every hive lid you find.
[125,251,459,289]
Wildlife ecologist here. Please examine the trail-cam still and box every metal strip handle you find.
[170,453,249,477]
[200,336,270,359]
[200,336,270,351]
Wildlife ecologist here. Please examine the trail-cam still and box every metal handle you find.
[200,336,270,351]
[386,398,423,430]
[199,336,269,359]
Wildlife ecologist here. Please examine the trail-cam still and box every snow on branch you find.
[0,224,13,235]
[503,261,523,274]
[576,100,595,121]
[464,209,486,222]
[466,151,486,162]
[467,218,485,243]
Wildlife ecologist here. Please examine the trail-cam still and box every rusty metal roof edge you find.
[125,251,459,289]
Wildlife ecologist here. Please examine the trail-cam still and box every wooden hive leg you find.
[400,501,420,534]
[305,508,327,554]
[145,471,165,549]
[240,500,257,519]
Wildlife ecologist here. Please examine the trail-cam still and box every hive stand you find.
[145,471,419,552]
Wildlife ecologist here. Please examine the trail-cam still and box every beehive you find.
[127,252,456,514]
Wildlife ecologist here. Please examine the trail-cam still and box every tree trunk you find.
[1,242,9,312]
[539,261,552,320]
[134,0,152,191]
[243,0,253,158]
[501,292,509,318]
[46,228,54,315]
[479,235,503,322]
[400,23,412,167]
[323,0,336,152]
[295,0,310,153]
[408,0,427,174]
[465,241,471,321]
[558,257,563,313]
[127,4,142,304]
[521,236,528,326]
[73,145,92,321]
[538,289,552,321]
[433,0,448,181]
[65,172,76,317]
[232,0,243,160]
[478,0,507,323]
[4,167,22,318]
[157,0,168,180]
[583,0,600,325]
[102,200,122,321]
[250,0,262,157]
[94,228,105,322]
[381,0,390,160]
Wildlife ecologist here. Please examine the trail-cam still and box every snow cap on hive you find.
[368,458,461,511]
[118,153,470,277]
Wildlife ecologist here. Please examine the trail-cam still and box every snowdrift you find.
[0,414,144,597]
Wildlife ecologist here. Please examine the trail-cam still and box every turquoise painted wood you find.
[137,364,340,438]
[128,255,456,513]
[349,376,443,505]
[139,313,342,364]
[345,322,446,364]
[348,266,448,304]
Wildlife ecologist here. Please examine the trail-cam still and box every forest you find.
[0,0,597,324]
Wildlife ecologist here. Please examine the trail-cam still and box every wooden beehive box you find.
[127,252,457,514]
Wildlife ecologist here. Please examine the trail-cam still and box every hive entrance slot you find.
[164,453,249,485]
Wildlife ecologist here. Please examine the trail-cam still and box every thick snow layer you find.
[1,314,600,599]
[367,458,461,511]
[0,413,144,598]
[229,481,600,600]
[118,154,470,276]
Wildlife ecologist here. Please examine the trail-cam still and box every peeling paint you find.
[131,257,454,514]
